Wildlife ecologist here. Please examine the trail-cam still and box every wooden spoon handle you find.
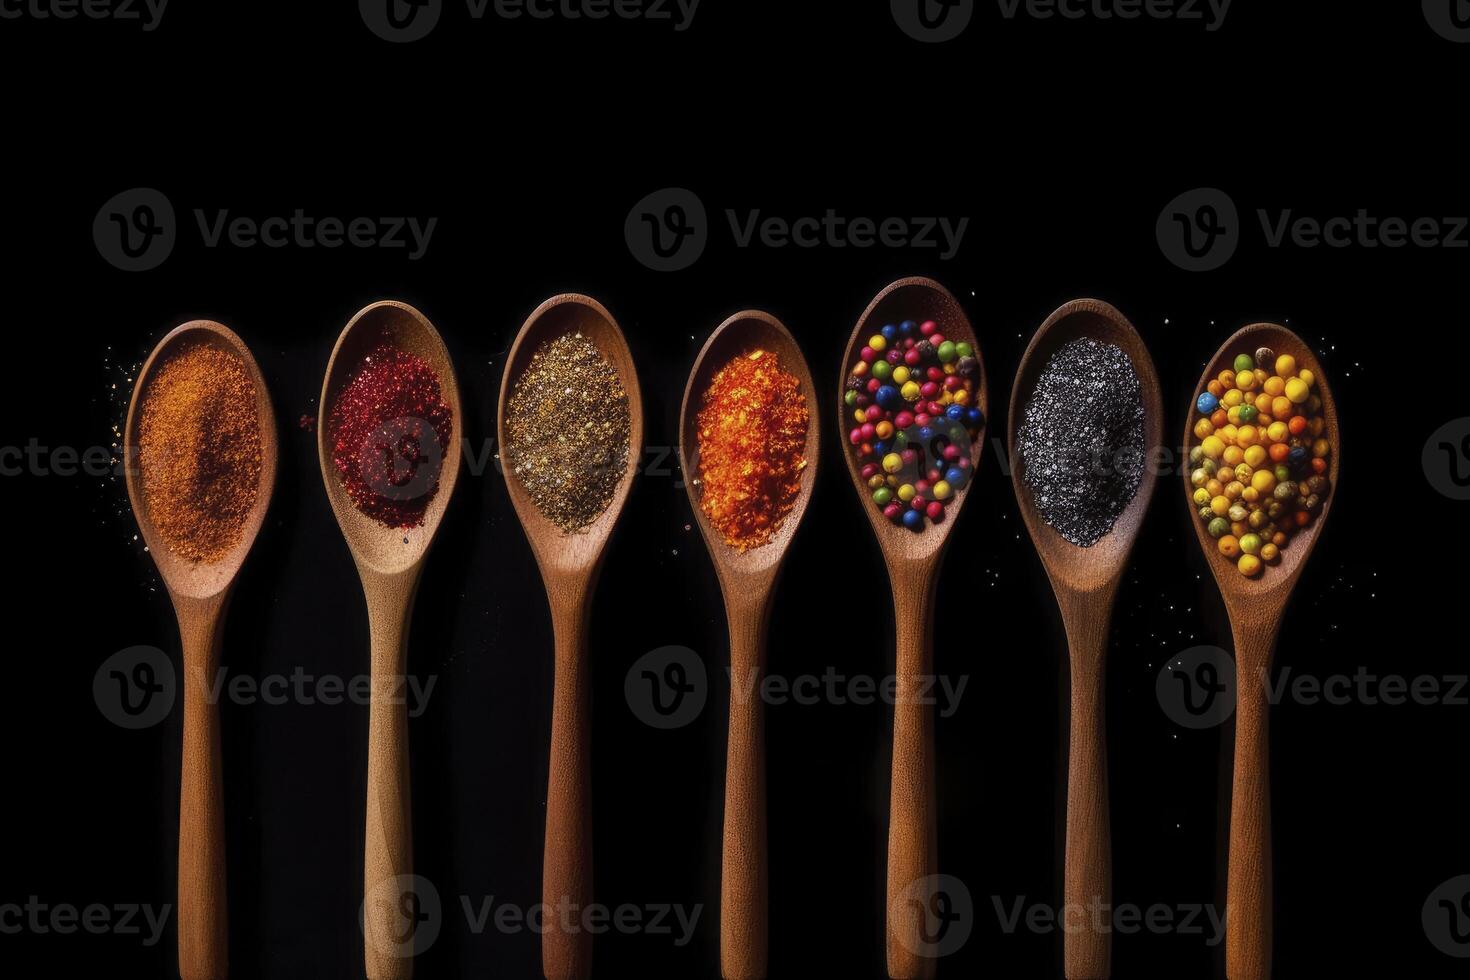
[722,599,770,980]
[886,573,939,980]
[544,602,593,979]
[1064,662,1110,979]
[1226,627,1277,980]
[177,598,228,980]
[362,583,415,980]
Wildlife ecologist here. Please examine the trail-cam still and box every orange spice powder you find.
[695,348,809,551]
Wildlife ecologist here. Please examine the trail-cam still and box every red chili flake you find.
[695,348,809,551]
[328,341,453,528]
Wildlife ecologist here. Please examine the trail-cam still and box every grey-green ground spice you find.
[506,333,631,532]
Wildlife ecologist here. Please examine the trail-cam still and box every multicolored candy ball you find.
[846,316,984,532]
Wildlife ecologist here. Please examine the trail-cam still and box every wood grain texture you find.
[124,321,279,980]
[678,311,821,979]
[1007,299,1163,979]
[836,278,988,980]
[318,301,463,980]
[496,294,644,980]
[1181,324,1340,980]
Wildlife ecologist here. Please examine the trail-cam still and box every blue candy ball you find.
[945,466,966,488]
[875,385,901,410]
[918,426,935,442]
[945,404,965,422]
[965,407,984,426]
[899,320,917,335]
[902,509,923,530]
[881,324,898,342]
[872,439,890,456]
[1288,446,1309,471]
[1196,391,1219,414]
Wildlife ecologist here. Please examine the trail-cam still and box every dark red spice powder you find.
[328,342,453,528]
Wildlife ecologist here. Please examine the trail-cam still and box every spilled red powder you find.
[328,342,453,528]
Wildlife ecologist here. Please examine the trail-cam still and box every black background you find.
[1,2,1465,978]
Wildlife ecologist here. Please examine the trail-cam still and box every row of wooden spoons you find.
[125,280,1336,979]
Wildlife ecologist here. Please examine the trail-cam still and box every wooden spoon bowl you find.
[124,320,279,980]
[837,277,987,980]
[1008,299,1163,979]
[127,322,279,599]
[318,300,463,980]
[497,293,643,980]
[319,301,464,575]
[1182,323,1339,980]
[1183,324,1341,602]
[679,311,820,979]
[838,278,989,564]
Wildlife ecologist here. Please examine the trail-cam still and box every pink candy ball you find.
[860,423,876,441]
[904,349,922,366]
[894,411,914,429]
[926,501,944,521]
[860,346,876,362]
[848,428,863,445]
[883,503,903,521]
[919,320,937,336]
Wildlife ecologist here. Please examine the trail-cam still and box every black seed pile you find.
[1017,338,1145,547]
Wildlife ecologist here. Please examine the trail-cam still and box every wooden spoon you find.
[496,293,644,979]
[837,277,988,979]
[124,320,279,980]
[317,300,463,980]
[678,312,821,980]
[1183,324,1340,980]
[1007,300,1163,980]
